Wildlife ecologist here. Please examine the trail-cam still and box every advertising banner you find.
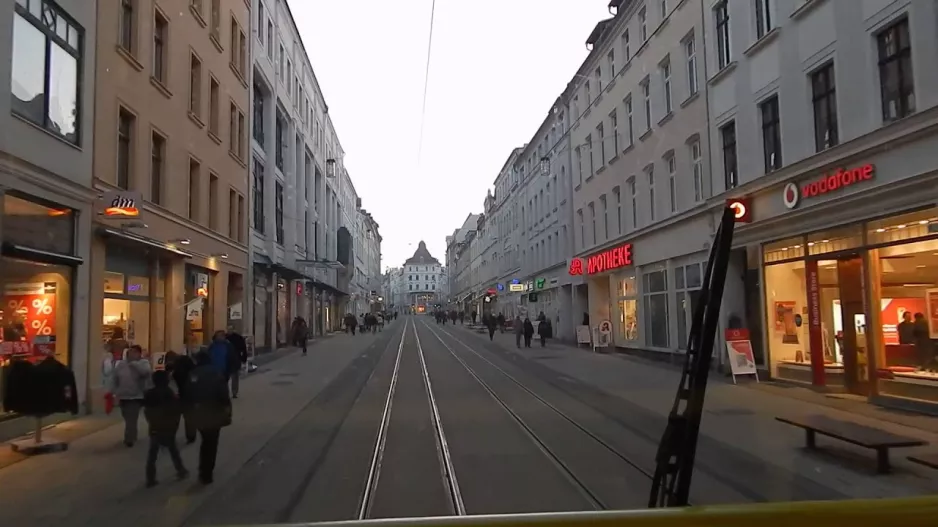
[725,328,759,383]
[2,282,58,362]
[805,260,825,386]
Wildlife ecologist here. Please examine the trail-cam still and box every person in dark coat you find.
[523,317,535,348]
[188,351,232,485]
[513,315,524,348]
[226,328,248,394]
[143,370,188,487]
[166,351,197,443]
[485,314,497,341]
[538,317,552,348]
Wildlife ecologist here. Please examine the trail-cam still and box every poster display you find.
[925,289,938,339]
[2,282,58,363]
[575,325,591,345]
[725,328,759,384]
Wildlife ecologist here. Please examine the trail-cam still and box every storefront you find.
[252,256,273,353]
[738,129,938,412]
[0,191,89,417]
[102,249,171,356]
[183,264,214,353]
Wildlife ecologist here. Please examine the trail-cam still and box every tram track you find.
[421,318,654,510]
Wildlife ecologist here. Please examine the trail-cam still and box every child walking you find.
[143,370,189,487]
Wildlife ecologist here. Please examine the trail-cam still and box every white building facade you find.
[249,0,379,351]
[402,241,444,312]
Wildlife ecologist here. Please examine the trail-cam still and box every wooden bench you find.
[908,453,938,470]
[775,415,927,474]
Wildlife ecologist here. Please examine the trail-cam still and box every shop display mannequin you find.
[2,354,79,454]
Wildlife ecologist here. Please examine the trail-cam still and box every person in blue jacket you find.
[206,330,239,396]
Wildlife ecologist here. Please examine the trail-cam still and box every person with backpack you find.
[143,370,188,487]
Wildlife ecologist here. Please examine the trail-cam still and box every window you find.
[287,62,292,95]
[229,102,238,155]
[639,8,648,42]
[584,80,591,105]
[622,29,630,61]
[642,81,652,131]
[119,0,135,53]
[595,66,603,93]
[643,270,669,348]
[585,134,595,177]
[576,209,584,250]
[660,0,668,18]
[597,123,605,165]
[877,19,914,122]
[209,173,219,231]
[10,1,83,144]
[628,176,637,229]
[230,17,246,76]
[252,82,264,144]
[674,263,703,349]
[188,159,200,221]
[237,195,245,242]
[613,187,622,236]
[721,122,737,189]
[256,2,264,43]
[811,63,838,151]
[647,167,656,222]
[209,76,220,136]
[210,0,220,39]
[600,195,608,241]
[153,10,168,83]
[117,109,134,190]
[588,202,596,245]
[275,181,284,244]
[574,147,582,186]
[237,111,246,159]
[667,156,677,213]
[615,275,638,343]
[755,0,774,39]
[760,96,781,172]
[252,157,264,232]
[275,107,285,170]
[607,49,615,78]
[661,59,672,114]
[610,110,619,153]
[150,132,165,205]
[278,44,284,78]
[266,20,273,59]
[625,97,634,147]
[685,36,698,96]
[715,1,731,69]
[228,189,238,239]
[189,53,202,116]
[690,140,703,203]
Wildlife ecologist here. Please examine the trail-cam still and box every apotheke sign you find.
[569,243,633,276]
[782,163,875,209]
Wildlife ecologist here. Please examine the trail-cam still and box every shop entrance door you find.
[837,255,871,395]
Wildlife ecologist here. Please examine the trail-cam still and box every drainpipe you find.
[245,6,256,353]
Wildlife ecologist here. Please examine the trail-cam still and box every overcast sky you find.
[291,1,611,270]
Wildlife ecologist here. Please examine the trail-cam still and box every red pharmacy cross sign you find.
[568,258,584,276]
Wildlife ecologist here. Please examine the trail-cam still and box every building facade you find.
[445,213,479,308]
[250,0,379,350]
[402,241,443,313]
[1,0,97,413]
[708,0,938,412]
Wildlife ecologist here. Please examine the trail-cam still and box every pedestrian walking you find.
[143,370,188,487]
[523,317,535,348]
[538,316,552,348]
[188,351,233,485]
[110,345,151,447]
[486,314,497,341]
[225,328,248,394]
[167,351,197,443]
[207,330,240,398]
[292,317,309,355]
[513,315,524,348]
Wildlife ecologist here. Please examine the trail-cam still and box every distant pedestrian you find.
[538,317,552,348]
[523,318,535,348]
[486,314,497,341]
[513,315,523,348]
[291,317,309,355]
[225,328,248,394]
[143,370,188,487]
[188,351,233,485]
[167,351,197,443]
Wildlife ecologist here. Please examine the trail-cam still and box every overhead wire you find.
[416,0,437,166]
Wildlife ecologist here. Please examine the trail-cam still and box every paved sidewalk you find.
[446,324,938,501]
[0,331,386,527]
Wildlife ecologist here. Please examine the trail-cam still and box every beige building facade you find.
[88,0,250,396]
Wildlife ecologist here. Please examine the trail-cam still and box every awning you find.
[311,280,347,297]
[271,263,306,281]
[99,228,191,257]
[252,252,273,267]
[1,243,84,267]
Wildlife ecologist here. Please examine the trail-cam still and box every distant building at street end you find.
[402,241,443,312]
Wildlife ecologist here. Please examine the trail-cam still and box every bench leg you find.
[805,429,816,449]
[876,448,891,474]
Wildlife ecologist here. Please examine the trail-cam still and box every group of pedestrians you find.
[474,311,552,348]
[104,328,247,487]
[343,311,393,334]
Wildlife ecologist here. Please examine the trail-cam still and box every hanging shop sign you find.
[726,198,752,223]
[535,278,546,289]
[509,282,525,292]
[783,163,875,209]
[568,243,633,276]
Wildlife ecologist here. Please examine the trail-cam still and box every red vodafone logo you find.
[783,182,799,209]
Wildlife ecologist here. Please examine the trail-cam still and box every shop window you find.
[253,275,270,350]
[763,236,805,264]
[867,206,938,246]
[614,273,638,344]
[674,263,703,349]
[277,279,289,345]
[184,266,212,353]
[643,269,669,348]
[764,260,817,384]
[101,261,164,357]
[807,224,863,256]
[227,272,244,332]
[3,193,75,255]
[870,239,938,402]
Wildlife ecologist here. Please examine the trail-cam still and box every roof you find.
[404,241,440,265]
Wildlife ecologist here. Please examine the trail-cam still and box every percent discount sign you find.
[3,282,57,346]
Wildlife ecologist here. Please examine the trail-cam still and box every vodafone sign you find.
[726,198,752,223]
[783,163,876,209]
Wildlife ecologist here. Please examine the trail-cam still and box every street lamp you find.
[326,158,337,178]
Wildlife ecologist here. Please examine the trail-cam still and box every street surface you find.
[1,316,937,527]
